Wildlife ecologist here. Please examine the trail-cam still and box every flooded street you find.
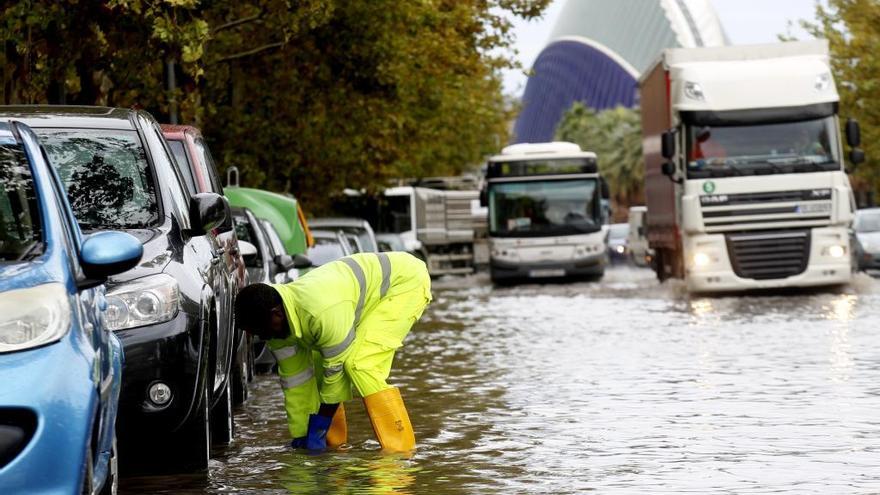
[124,267,880,494]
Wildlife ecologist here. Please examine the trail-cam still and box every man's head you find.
[234,283,289,340]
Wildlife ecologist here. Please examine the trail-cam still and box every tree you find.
[555,102,643,219]
[0,0,552,212]
[798,0,880,204]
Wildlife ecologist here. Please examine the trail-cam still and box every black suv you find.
[0,106,237,473]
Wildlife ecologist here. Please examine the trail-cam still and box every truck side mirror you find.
[661,162,675,177]
[661,130,676,159]
[846,118,861,148]
[849,148,865,167]
[479,187,487,207]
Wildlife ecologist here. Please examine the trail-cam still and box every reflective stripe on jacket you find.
[268,252,430,438]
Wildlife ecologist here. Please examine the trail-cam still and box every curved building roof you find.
[513,0,727,143]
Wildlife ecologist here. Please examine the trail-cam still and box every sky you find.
[502,0,822,95]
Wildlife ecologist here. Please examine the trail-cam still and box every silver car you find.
[852,208,880,273]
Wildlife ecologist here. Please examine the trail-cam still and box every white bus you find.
[483,142,608,283]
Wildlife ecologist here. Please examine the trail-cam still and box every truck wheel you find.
[211,377,235,446]
[170,381,211,472]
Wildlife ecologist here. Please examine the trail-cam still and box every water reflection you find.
[123,269,880,494]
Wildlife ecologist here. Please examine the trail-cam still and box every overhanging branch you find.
[213,41,284,64]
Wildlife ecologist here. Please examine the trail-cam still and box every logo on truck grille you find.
[703,181,716,193]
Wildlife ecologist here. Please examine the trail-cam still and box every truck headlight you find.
[0,283,71,353]
[825,245,846,258]
[105,274,179,331]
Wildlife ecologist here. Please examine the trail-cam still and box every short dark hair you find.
[235,283,283,337]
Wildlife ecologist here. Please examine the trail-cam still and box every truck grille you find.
[701,189,832,233]
[725,230,810,280]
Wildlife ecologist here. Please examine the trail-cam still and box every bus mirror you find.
[849,148,865,167]
[661,130,675,159]
[846,118,861,148]
[600,178,610,199]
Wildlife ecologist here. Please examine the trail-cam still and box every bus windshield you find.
[489,179,599,237]
[686,116,841,178]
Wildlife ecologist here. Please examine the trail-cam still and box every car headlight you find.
[105,274,179,331]
[0,283,71,353]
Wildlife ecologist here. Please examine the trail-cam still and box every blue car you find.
[0,121,142,494]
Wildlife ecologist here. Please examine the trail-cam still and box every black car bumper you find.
[115,310,206,441]
[490,255,605,283]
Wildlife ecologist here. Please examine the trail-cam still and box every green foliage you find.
[798,0,880,200]
[555,103,643,217]
[0,0,551,211]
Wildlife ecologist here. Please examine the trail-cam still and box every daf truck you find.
[483,142,608,283]
[641,40,864,292]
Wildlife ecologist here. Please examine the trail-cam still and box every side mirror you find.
[479,188,487,207]
[215,197,234,233]
[661,162,675,177]
[189,193,227,235]
[600,178,610,200]
[292,253,313,269]
[849,148,865,167]
[80,231,144,281]
[661,130,676,159]
[274,254,296,271]
[846,118,861,147]
[238,240,258,267]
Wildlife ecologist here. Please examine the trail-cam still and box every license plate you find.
[529,269,565,278]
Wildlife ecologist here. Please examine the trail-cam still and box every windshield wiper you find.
[16,241,42,261]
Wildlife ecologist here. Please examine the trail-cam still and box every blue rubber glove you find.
[306,414,333,450]
[290,437,307,449]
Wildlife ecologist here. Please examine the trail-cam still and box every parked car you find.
[852,208,880,273]
[308,229,356,266]
[225,186,314,257]
[0,120,142,494]
[376,232,407,252]
[162,124,250,408]
[309,217,378,252]
[626,206,652,267]
[0,106,236,474]
[607,223,630,264]
[232,207,310,374]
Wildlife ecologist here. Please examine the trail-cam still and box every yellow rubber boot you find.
[362,387,415,453]
[326,404,348,448]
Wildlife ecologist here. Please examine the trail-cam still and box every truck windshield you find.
[489,179,599,237]
[0,140,42,262]
[686,116,841,178]
[36,129,159,230]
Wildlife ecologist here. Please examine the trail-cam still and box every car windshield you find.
[36,128,159,230]
[489,179,600,237]
[0,140,42,262]
[855,211,880,233]
[686,116,841,178]
[308,234,347,265]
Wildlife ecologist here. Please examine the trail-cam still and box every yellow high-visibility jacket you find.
[268,252,430,438]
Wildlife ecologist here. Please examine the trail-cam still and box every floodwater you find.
[123,267,880,494]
